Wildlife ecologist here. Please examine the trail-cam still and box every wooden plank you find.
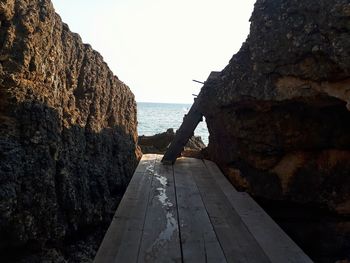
[173,158,227,263]
[203,160,313,263]
[137,155,182,263]
[161,99,203,164]
[94,154,157,263]
[185,158,270,263]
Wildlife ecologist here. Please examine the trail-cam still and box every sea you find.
[137,102,209,145]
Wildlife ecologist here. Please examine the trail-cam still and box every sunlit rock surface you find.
[198,0,350,261]
[0,0,140,261]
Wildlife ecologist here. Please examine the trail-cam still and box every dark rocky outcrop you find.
[198,0,350,261]
[0,0,140,261]
[138,128,205,155]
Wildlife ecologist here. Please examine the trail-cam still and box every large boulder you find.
[199,0,350,215]
[0,0,140,261]
[197,0,350,261]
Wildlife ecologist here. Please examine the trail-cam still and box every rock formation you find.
[198,0,350,261]
[139,128,205,154]
[0,0,140,261]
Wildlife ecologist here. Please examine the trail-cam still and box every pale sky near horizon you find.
[51,0,256,103]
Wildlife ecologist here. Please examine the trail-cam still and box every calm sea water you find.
[137,102,209,145]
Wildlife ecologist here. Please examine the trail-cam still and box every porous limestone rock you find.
[0,0,140,261]
[199,0,350,215]
[198,0,350,260]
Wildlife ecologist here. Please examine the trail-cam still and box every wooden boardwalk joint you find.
[94,154,313,263]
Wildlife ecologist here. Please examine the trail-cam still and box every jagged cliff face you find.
[0,0,140,261]
[200,0,350,215]
[199,0,350,260]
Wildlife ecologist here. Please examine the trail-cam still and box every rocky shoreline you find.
[138,128,205,156]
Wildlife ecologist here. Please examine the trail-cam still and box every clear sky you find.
[51,0,255,103]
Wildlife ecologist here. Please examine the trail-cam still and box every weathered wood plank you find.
[161,99,203,164]
[96,155,312,263]
[137,155,182,263]
[94,154,157,263]
[203,159,313,263]
[173,158,227,263]
[185,157,270,263]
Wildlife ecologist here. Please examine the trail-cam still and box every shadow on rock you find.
[0,100,139,262]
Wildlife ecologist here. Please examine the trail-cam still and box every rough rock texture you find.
[198,0,350,261]
[0,0,140,261]
[200,0,350,216]
[138,128,205,154]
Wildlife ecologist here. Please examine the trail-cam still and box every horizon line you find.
[136,100,194,105]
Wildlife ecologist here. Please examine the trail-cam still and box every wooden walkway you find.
[94,154,312,263]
